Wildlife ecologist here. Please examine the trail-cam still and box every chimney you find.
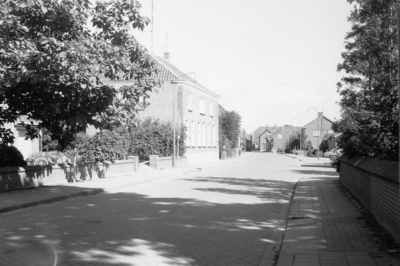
[164,51,170,61]
[318,112,323,118]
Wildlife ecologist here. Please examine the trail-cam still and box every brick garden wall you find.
[0,158,138,192]
[339,156,399,243]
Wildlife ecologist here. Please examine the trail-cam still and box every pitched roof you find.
[270,125,302,136]
[303,115,334,128]
[252,126,267,139]
[150,55,220,98]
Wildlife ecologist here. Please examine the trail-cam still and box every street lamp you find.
[291,118,302,153]
[308,107,320,160]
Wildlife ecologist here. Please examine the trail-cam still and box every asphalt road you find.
[0,153,306,266]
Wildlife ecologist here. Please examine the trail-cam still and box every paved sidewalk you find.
[276,163,400,266]
[0,153,252,214]
[284,153,332,168]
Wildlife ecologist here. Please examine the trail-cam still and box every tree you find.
[288,131,301,150]
[319,140,329,154]
[0,0,159,150]
[219,111,242,148]
[335,0,399,161]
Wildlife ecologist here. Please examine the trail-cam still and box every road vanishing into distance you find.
[1,153,311,266]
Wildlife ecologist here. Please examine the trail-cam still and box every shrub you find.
[128,118,186,161]
[319,140,329,154]
[0,145,26,167]
[76,130,128,163]
[27,151,67,166]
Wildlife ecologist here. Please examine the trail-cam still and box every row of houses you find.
[6,51,222,164]
[247,112,341,152]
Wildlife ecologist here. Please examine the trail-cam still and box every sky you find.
[132,0,355,133]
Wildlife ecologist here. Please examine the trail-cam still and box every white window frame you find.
[190,121,195,147]
[185,120,189,147]
[188,92,193,111]
[202,123,206,147]
[199,98,205,115]
[212,125,216,147]
[313,130,321,137]
[197,122,201,147]
[208,124,211,147]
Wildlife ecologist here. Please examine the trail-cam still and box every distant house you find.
[302,112,334,150]
[270,125,302,151]
[259,128,272,152]
[92,52,220,164]
[251,126,267,150]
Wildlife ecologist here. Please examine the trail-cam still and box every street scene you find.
[1,153,399,266]
[1,0,399,265]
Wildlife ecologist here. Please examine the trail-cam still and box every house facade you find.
[302,112,334,150]
[94,52,220,164]
[270,125,301,151]
[259,129,272,152]
[250,126,267,150]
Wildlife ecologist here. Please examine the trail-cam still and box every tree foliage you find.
[0,0,159,149]
[128,118,186,161]
[62,119,186,163]
[288,131,301,150]
[219,110,242,148]
[334,0,399,161]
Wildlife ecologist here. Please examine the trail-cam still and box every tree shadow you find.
[0,176,296,265]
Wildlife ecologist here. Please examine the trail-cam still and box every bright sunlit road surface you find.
[0,153,307,266]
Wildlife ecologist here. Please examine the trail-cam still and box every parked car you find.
[323,148,343,159]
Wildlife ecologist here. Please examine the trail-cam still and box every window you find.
[278,134,282,140]
[202,123,206,147]
[190,121,195,147]
[208,124,211,147]
[210,101,213,117]
[185,120,189,147]
[212,125,216,147]
[188,92,193,111]
[197,122,201,147]
[313,130,321,137]
[199,98,205,115]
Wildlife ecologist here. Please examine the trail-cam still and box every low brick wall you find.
[339,156,399,243]
[149,156,187,169]
[0,157,138,192]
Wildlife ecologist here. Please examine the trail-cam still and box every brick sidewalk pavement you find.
[276,166,400,266]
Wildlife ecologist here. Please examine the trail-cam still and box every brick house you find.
[93,52,220,164]
[258,128,272,152]
[250,126,267,150]
[270,125,302,151]
[302,112,334,150]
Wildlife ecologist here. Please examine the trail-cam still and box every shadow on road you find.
[0,176,296,266]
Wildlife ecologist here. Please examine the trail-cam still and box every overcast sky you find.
[133,0,354,133]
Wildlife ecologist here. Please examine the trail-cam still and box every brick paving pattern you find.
[278,161,400,266]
